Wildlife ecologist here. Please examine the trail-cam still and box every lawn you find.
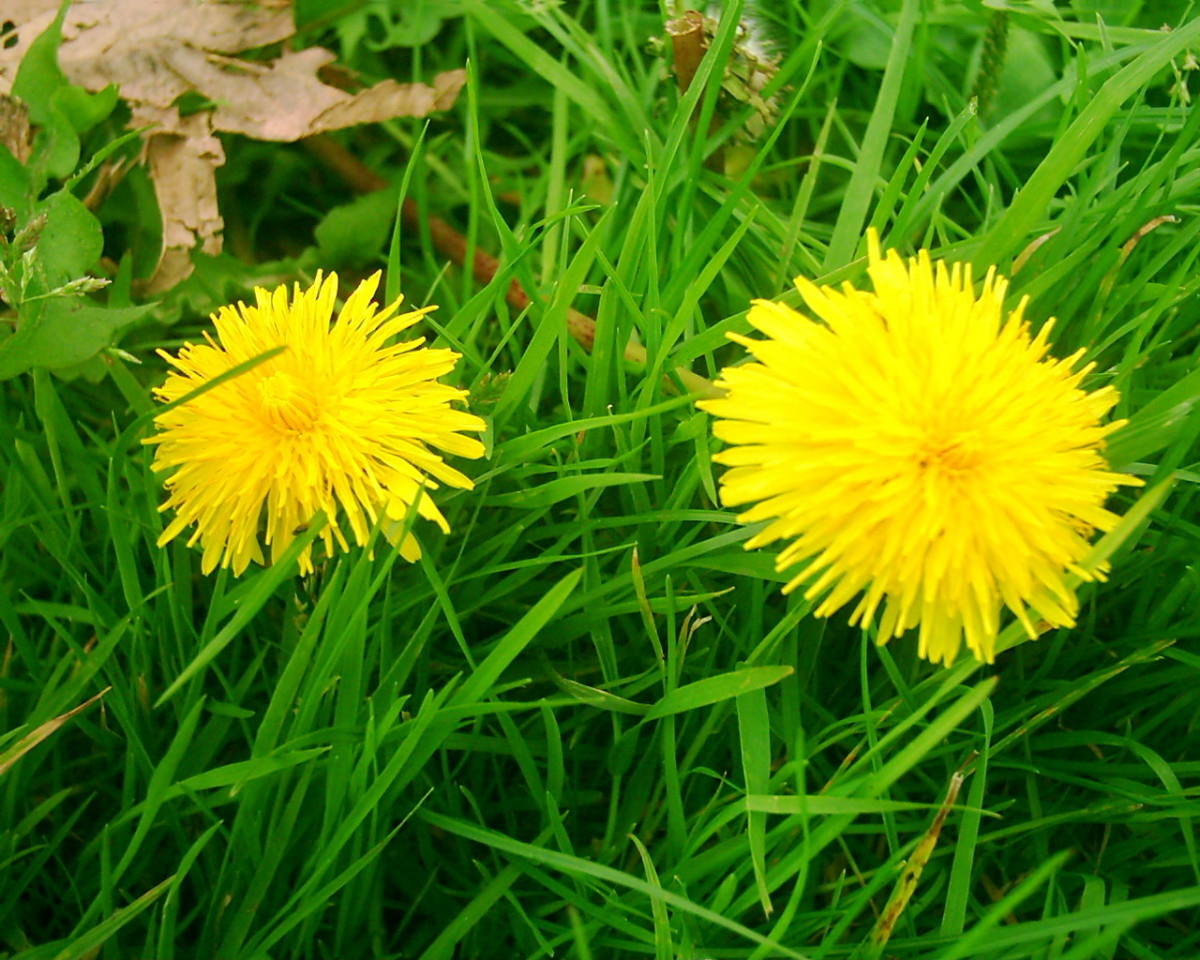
[2,1,1200,958]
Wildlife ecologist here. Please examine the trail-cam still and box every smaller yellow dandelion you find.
[700,232,1142,666]
[146,271,486,576]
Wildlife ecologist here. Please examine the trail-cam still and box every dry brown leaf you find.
[141,111,225,292]
[0,1,296,103]
[152,46,467,142]
[0,0,465,290]
[0,1,59,34]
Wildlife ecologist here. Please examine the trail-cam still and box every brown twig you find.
[302,134,717,396]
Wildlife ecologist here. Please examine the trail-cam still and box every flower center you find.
[258,371,319,432]
[916,431,982,473]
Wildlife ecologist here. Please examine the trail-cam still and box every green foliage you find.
[2,1,1200,959]
[316,185,403,268]
[0,6,149,380]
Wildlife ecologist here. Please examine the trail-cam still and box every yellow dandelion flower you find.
[699,232,1141,666]
[146,271,486,577]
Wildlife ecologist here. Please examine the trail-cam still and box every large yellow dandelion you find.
[146,271,486,576]
[700,232,1141,665]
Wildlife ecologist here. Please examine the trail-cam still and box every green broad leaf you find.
[643,666,794,720]
[839,4,895,70]
[10,2,70,124]
[991,28,1058,134]
[315,184,400,268]
[0,133,33,214]
[29,105,79,183]
[11,2,80,182]
[0,301,155,380]
[33,189,103,285]
[1069,0,1138,18]
[52,83,118,134]
[292,0,362,31]
[367,5,453,48]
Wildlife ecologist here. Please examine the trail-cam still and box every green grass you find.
[3,1,1200,957]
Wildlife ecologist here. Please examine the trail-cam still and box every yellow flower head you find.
[700,233,1141,666]
[146,271,486,576]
